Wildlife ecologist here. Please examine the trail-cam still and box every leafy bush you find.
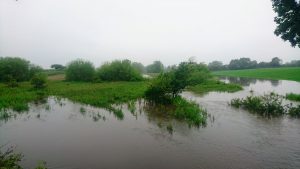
[145,61,211,101]
[97,60,143,81]
[65,59,95,82]
[0,57,42,82]
[5,75,19,88]
[230,93,287,116]
[31,73,47,89]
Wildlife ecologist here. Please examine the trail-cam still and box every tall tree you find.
[271,0,300,47]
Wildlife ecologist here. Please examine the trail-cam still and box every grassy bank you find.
[213,67,300,82]
[188,80,242,94]
[0,81,148,112]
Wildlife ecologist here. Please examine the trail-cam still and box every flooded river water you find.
[1,77,300,169]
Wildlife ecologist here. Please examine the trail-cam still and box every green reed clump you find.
[230,93,292,117]
[286,93,300,102]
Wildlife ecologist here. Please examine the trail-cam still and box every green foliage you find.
[131,62,145,73]
[66,59,95,82]
[144,96,207,126]
[31,73,47,89]
[188,80,242,94]
[271,0,300,47]
[0,81,147,113]
[228,58,257,70]
[286,93,300,102]
[145,61,211,100]
[230,93,291,117]
[97,60,143,81]
[0,147,23,169]
[288,105,300,117]
[0,57,42,82]
[5,75,19,88]
[213,67,300,82]
[0,146,47,169]
[208,61,224,71]
[172,96,207,126]
[146,61,164,73]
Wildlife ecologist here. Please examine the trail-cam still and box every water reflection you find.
[1,77,300,169]
[220,76,280,87]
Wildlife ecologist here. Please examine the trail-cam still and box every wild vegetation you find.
[0,146,47,169]
[145,61,211,125]
[286,93,300,102]
[213,67,300,82]
[97,60,143,81]
[65,59,96,82]
[230,92,300,117]
[208,57,300,71]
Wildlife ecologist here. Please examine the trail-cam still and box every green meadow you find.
[213,67,300,82]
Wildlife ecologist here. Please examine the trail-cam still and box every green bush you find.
[31,73,47,89]
[0,57,42,82]
[145,61,211,101]
[66,59,95,82]
[286,93,300,102]
[97,60,143,81]
[230,93,287,116]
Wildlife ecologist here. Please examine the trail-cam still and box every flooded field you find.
[1,77,300,169]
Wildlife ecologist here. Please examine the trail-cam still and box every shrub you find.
[97,60,143,81]
[5,75,19,88]
[31,73,47,89]
[66,59,95,82]
[230,93,287,117]
[145,61,211,101]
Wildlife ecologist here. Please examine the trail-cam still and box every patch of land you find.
[213,67,300,82]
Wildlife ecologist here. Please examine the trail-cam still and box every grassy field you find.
[213,67,300,82]
[188,80,242,94]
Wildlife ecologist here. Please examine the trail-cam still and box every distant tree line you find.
[208,57,300,71]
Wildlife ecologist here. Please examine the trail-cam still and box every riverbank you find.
[212,67,300,82]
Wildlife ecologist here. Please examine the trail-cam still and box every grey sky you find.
[0,0,299,68]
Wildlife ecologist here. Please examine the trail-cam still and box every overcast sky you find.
[0,0,299,68]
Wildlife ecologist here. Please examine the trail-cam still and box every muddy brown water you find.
[1,77,300,169]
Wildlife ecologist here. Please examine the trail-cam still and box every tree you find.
[0,57,42,82]
[51,64,65,70]
[208,61,224,71]
[270,57,282,67]
[146,61,164,73]
[97,60,143,81]
[131,62,145,73]
[228,58,257,70]
[145,61,211,101]
[65,59,95,81]
[271,0,300,47]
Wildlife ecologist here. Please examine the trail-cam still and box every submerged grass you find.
[286,93,300,102]
[0,81,148,113]
[187,80,242,94]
